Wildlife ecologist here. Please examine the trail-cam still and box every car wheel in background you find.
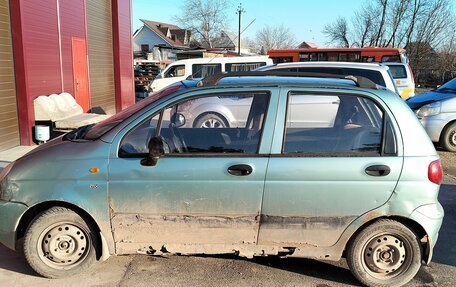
[194,113,228,128]
[346,219,422,287]
[23,207,99,278]
[440,122,456,152]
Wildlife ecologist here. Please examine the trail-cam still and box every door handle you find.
[365,165,391,176]
[227,164,253,176]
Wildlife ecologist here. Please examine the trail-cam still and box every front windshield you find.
[82,83,184,140]
[437,78,456,91]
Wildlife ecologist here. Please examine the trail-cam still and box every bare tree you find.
[252,25,297,54]
[375,0,389,46]
[351,4,375,47]
[323,0,454,50]
[323,17,350,47]
[174,0,232,48]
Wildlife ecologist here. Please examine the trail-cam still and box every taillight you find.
[428,160,443,185]
[407,63,415,84]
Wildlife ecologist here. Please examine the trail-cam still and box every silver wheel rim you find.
[362,234,410,279]
[37,222,90,269]
[200,118,224,128]
[449,130,456,147]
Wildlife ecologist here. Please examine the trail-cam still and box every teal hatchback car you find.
[0,73,444,287]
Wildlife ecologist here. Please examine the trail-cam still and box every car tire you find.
[346,219,422,287]
[23,207,99,278]
[194,113,228,128]
[440,122,456,152]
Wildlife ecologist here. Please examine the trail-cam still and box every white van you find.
[149,56,273,92]
[385,63,415,99]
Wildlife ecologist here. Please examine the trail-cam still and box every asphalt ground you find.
[0,151,455,287]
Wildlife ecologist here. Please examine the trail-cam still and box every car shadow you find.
[0,243,37,277]
[193,253,361,286]
[252,256,361,286]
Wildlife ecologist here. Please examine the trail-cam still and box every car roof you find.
[259,61,389,71]
[216,76,357,87]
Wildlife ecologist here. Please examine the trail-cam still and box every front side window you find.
[283,93,384,155]
[165,65,185,78]
[160,92,269,154]
[120,114,160,155]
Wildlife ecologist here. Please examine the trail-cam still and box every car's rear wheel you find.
[346,219,422,287]
[23,207,98,278]
[440,122,456,152]
[194,113,228,128]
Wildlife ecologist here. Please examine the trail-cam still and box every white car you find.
[150,56,273,92]
[256,61,398,95]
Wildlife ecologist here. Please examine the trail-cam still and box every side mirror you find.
[171,113,186,128]
[141,136,165,167]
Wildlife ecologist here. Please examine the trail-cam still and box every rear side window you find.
[192,64,222,78]
[283,93,385,156]
[226,62,266,72]
[387,65,407,79]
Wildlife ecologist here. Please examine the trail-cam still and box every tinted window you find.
[225,62,266,72]
[387,65,407,79]
[283,93,384,155]
[192,64,222,78]
[160,93,269,154]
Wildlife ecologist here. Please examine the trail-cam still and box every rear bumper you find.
[409,203,444,264]
[0,200,28,250]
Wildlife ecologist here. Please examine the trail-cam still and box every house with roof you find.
[133,19,193,62]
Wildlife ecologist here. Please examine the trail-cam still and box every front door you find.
[72,37,90,112]
[108,90,276,254]
[258,89,403,247]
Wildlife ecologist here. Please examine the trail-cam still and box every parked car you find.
[0,74,443,287]
[149,56,273,92]
[255,61,399,94]
[407,77,456,152]
[384,62,415,99]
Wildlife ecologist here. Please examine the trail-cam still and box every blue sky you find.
[132,0,366,46]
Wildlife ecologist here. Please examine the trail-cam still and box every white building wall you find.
[133,27,170,52]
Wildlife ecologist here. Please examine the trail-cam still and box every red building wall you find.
[59,0,88,96]
[10,0,133,146]
[112,0,135,112]
[21,0,62,97]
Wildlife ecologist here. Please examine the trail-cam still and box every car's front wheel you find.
[440,122,456,152]
[346,219,422,287]
[23,207,99,278]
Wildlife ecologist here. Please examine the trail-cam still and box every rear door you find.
[258,88,403,247]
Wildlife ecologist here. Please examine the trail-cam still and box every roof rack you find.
[197,71,380,89]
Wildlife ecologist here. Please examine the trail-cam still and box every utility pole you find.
[236,3,245,55]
